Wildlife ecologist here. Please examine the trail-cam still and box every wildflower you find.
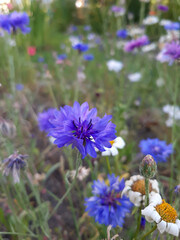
[142,43,156,52]
[122,175,159,207]
[102,137,125,156]
[38,57,44,62]
[0,14,11,33]
[174,185,180,194]
[27,46,36,56]
[164,41,180,61]
[140,217,146,230]
[83,54,94,61]
[128,72,142,82]
[69,167,90,181]
[72,43,89,53]
[111,6,125,17]
[84,25,91,31]
[37,108,57,132]
[85,174,133,227]
[139,154,157,179]
[10,11,31,34]
[156,78,164,87]
[48,102,116,159]
[141,193,180,237]
[57,54,67,61]
[143,16,159,25]
[164,22,180,31]
[0,118,16,139]
[124,36,149,52]
[139,138,173,163]
[106,59,123,72]
[2,152,28,183]
[157,4,169,12]
[16,83,24,91]
[116,29,128,39]
[162,105,180,127]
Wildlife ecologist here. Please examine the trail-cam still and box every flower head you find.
[139,138,173,163]
[2,152,28,183]
[142,193,180,237]
[72,43,89,53]
[143,16,159,25]
[57,54,67,61]
[37,108,57,132]
[164,41,180,61]
[83,54,94,61]
[106,59,123,72]
[102,137,125,156]
[111,6,125,16]
[128,72,142,82]
[124,36,149,52]
[85,174,133,227]
[174,185,180,194]
[116,29,128,39]
[27,46,36,56]
[48,102,116,159]
[10,11,31,34]
[0,14,11,33]
[122,175,159,207]
[140,154,157,178]
[157,4,169,12]
[164,22,180,31]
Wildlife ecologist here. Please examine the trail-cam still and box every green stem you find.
[106,156,112,174]
[134,207,142,239]
[141,225,157,240]
[145,178,149,206]
[49,151,81,219]
[139,2,145,25]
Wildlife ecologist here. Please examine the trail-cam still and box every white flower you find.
[143,16,159,25]
[159,19,172,26]
[142,193,180,237]
[102,137,125,156]
[69,167,90,181]
[162,105,180,119]
[128,72,142,82]
[142,43,156,52]
[156,78,164,87]
[122,175,159,207]
[128,27,145,37]
[106,59,123,72]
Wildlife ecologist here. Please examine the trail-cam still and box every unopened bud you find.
[139,154,157,178]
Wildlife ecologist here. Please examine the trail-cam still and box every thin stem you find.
[106,156,112,174]
[141,225,157,240]
[145,178,149,206]
[139,2,145,25]
[134,207,142,239]
[49,151,81,219]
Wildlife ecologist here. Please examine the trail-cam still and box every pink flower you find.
[27,46,36,56]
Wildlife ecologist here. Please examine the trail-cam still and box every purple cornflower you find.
[116,29,128,39]
[48,101,116,159]
[157,4,169,12]
[72,43,89,53]
[83,54,94,61]
[2,152,28,183]
[85,174,133,227]
[0,14,11,33]
[111,6,125,16]
[124,36,149,52]
[164,41,180,61]
[37,108,57,132]
[16,83,24,91]
[9,11,31,34]
[139,138,173,163]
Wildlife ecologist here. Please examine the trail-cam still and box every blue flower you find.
[164,22,180,31]
[48,101,116,159]
[84,25,91,31]
[2,152,28,183]
[0,14,11,33]
[85,174,133,227]
[174,185,180,194]
[72,43,89,53]
[140,217,146,230]
[37,108,57,132]
[83,54,94,61]
[10,11,31,34]
[16,83,24,91]
[139,138,173,163]
[38,57,44,63]
[57,54,67,61]
[116,29,128,39]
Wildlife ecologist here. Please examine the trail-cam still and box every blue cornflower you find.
[37,108,57,132]
[85,174,133,227]
[16,83,24,91]
[84,25,91,31]
[38,57,44,63]
[9,11,31,34]
[0,14,11,33]
[83,54,94,61]
[57,54,67,61]
[139,138,173,163]
[72,43,89,53]
[48,101,116,159]
[116,29,128,39]
[140,217,146,230]
[2,152,28,183]
[164,22,180,31]
[174,185,180,194]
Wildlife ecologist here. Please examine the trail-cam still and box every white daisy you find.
[143,16,159,25]
[128,72,142,82]
[122,175,159,207]
[102,137,125,156]
[142,193,180,237]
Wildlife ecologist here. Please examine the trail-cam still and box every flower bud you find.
[139,154,157,178]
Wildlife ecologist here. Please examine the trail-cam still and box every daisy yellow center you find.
[155,199,177,223]
[109,140,115,145]
[132,179,152,195]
